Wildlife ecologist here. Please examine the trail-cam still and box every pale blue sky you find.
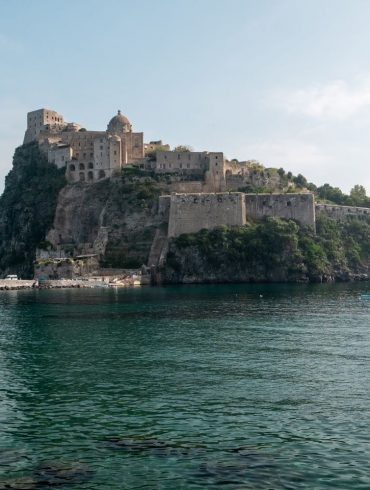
[1,0,370,193]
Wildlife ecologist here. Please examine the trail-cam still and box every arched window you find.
[88,162,94,169]
[69,164,76,171]
[87,171,94,181]
[79,172,85,182]
[98,170,106,179]
[79,163,85,170]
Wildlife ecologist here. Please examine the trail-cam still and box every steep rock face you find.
[47,181,111,251]
[47,178,169,268]
[0,143,66,278]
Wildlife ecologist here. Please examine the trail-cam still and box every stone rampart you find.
[167,193,246,237]
[315,204,370,220]
[245,193,315,228]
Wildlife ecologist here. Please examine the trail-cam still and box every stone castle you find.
[24,108,370,259]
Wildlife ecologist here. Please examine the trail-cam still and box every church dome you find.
[107,110,131,133]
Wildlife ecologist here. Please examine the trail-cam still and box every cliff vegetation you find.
[163,215,370,284]
[0,143,66,278]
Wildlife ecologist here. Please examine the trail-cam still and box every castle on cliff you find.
[24,108,225,190]
[25,108,145,182]
[24,108,370,247]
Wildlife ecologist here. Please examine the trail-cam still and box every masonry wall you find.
[245,193,316,228]
[156,151,208,174]
[167,193,246,237]
[315,204,370,220]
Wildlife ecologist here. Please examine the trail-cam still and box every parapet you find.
[245,193,316,228]
[315,203,370,220]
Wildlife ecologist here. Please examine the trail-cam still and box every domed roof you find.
[107,110,131,133]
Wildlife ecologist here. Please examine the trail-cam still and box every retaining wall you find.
[315,204,370,220]
[245,193,316,227]
[167,193,246,237]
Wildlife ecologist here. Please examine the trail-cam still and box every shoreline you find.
[1,275,369,291]
[0,278,143,291]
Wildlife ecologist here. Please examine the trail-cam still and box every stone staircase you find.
[147,226,169,269]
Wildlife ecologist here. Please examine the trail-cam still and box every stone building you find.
[24,109,65,144]
[24,108,145,182]
[154,151,226,191]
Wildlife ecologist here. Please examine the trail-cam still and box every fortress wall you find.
[245,193,315,228]
[168,193,246,237]
[315,204,370,220]
[158,195,171,222]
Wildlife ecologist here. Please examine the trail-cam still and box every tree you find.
[317,184,345,205]
[350,185,367,200]
[293,173,308,188]
[173,145,193,152]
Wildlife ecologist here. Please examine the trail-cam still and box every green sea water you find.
[1,283,370,489]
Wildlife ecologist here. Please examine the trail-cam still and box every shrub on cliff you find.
[0,142,66,278]
[165,215,370,283]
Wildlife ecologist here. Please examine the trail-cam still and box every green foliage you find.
[168,215,370,282]
[145,145,168,161]
[293,173,308,188]
[173,145,193,152]
[317,183,370,208]
[0,142,66,277]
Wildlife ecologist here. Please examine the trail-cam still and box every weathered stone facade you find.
[162,192,316,238]
[165,193,246,237]
[246,193,316,228]
[315,203,370,220]
[25,108,144,183]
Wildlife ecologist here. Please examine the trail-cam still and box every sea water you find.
[0,283,370,489]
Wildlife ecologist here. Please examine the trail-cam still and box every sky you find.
[1,0,370,194]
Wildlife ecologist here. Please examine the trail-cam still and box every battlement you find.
[315,203,370,220]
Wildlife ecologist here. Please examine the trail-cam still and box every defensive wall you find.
[315,203,370,220]
[166,193,246,237]
[245,193,316,228]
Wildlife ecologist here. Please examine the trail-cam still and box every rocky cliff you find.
[0,145,171,277]
[0,143,66,278]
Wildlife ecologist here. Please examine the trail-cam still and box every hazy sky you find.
[1,0,370,194]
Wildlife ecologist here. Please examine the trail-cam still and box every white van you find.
[5,275,18,281]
